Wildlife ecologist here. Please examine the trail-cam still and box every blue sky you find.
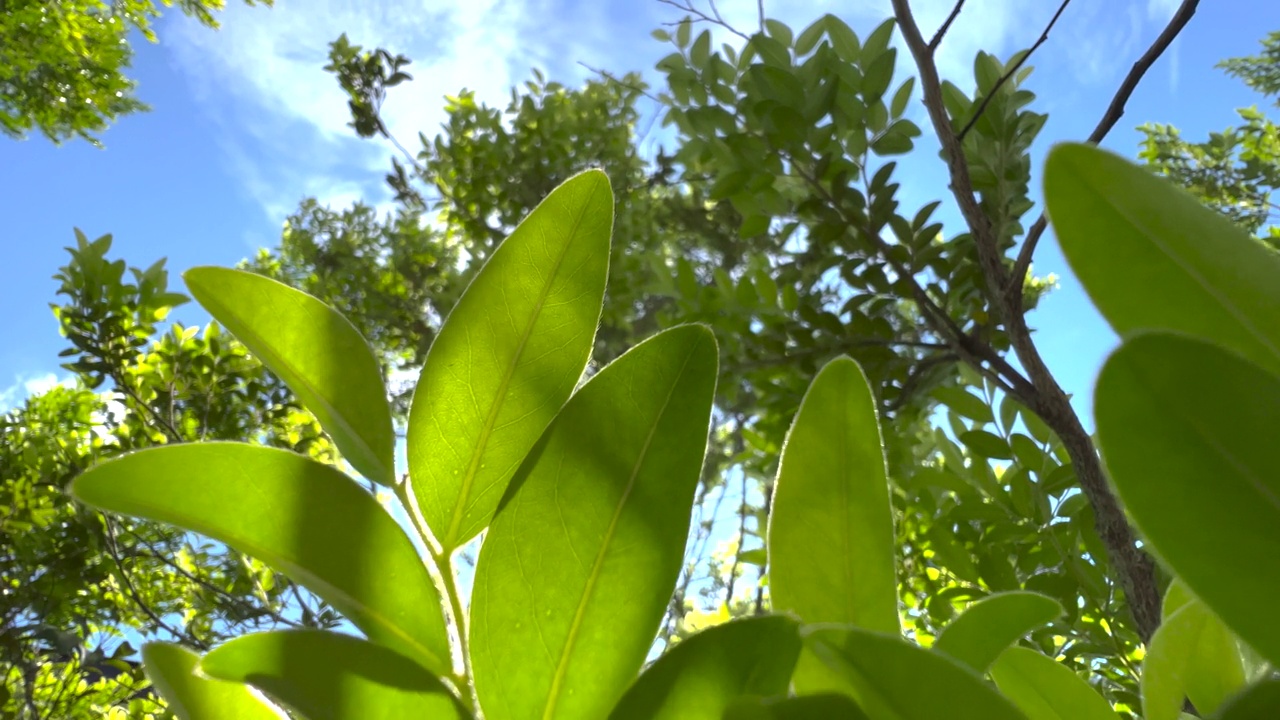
[1,0,1276,421]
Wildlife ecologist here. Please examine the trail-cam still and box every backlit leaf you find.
[934,592,1063,673]
[1142,599,1247,720]
[184,267,394,486]
[471,325,718,720]
[142,643,286,720]
[408,169,611,551]
[73,444,452,677]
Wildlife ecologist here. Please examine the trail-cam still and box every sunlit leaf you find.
[806,626,1028,720]
[471,325,718,720]
[769,357,899,693]
[1045,142,1280,378]
[609,616,800,720]
[200,630,470,720]
[934,591,1063,673]
[1142,599,1247,720]
[73,444,452,676]
[408,169,612,551]
[184,267,395,486]
[1095,332,1280,667]
[989,647,1120,720]
[141,643,286,720]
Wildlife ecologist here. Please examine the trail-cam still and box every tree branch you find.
[956,0,1072,142]
[892,0,1192,643]
[1006,0,1200,305]
[928,0,966,52]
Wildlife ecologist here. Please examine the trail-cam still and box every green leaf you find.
[768,357,899,692]
[183,267,394,486]
[890,77,914,118]
[1045,142,1280,379]
[989,647,1120,720]
[959,430,1012,460]
[1212,679,1280,719]
[860,19,897,63]
[470,325,719,720]
[806,626,1028,720]
[200,630,470,720]
[72,444,452,677]
[794,18,827,57]
[934,592,1063,673]
[608,616,800,720]
[1095,332,1280,667]
[724,693,871,720]
[676,18,692,48]
[823,15,861,61]
[1142,599,1247,720]
[932,386,994,424]
[408,169,612,551]
[141,643,286,719]
[764,19,793,47]
[862,50,897,103]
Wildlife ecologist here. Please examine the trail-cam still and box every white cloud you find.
[0,373,74,413]
[163,0,610,230]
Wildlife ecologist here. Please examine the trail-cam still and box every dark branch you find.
[956,0,1071,142]
[1006,0,1200,304]
[928,0,966,52]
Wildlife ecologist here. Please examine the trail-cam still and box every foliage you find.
[67,144,1280,718]
[1,233,340,718]
[1139,30,1280,246]
[0,0,271,145]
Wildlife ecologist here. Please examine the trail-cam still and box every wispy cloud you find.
[0,373,71,413]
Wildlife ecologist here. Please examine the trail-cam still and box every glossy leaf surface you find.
[933,591,1063,673]
[806,626,1028,720]
[1045,142,1280,378]
[142,642,286,720]
[989,647,1119,720]
[73,443,452,676]
[471,325,718,720]
[408,169,612,551]
[769,357,898,691]
[608,616,800,720]
[1095,333,1280,666]
[1142,599,1247,720]
[185,266,395,486]
[200,630,470,720]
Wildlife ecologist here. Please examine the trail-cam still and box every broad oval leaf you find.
[1142,599,1247,720]
[200,630,471,720]
[1212,678,1280,719]
[1095,333,1280,666]
[184,267,394,486]
[768,356,898,692]
[408,169,612,551]
[471,325,718,720]
[609,616,801,720]
[989,647,1120,720]
[934,591,1063,673]
[141,642,286,720]
[72,443,452,676]
[1044,142,1280,378]
[805,626,1028,720]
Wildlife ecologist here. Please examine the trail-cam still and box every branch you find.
[928,1,966,52]
[1007,0,1200,302]
[656,0,751,41]
[956,0,1072,142]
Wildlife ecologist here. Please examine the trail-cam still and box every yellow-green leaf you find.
[142,643,286,720]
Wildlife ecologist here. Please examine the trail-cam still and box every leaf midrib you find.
[541,342,698,720]
[443,184,599,550]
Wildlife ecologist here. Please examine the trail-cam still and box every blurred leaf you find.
[934,592,1063,673]
[1142,599,1247,720]
[142,643,286,719]
[989,647,1120,720]
[1095,333,1280,667]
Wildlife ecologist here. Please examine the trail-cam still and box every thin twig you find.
[928,0,966,52]
[656,0,751,41]
[956,0,1072,141]
[577,62,661,102]
[1006,0,1200,298]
